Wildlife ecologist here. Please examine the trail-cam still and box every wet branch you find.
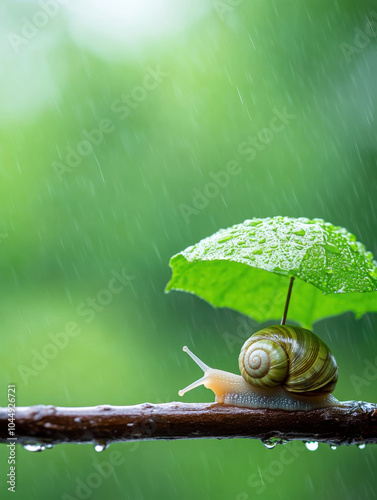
[1,401,377,448]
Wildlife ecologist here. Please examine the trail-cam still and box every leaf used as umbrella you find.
[165,216,377,327]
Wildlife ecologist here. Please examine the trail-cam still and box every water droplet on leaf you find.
[244,219,262,227]
[218,235,233,243]
[324,244,340,254]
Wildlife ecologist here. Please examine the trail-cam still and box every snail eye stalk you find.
[178,346,213,396]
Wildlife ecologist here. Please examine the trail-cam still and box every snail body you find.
[178,325,339,411]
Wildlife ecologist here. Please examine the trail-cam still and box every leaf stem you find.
[281,276,295,325]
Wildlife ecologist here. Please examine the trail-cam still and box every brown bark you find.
[1,401,377,448]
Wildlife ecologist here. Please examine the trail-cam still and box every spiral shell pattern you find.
[238,326,338,394]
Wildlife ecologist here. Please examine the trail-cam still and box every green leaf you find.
[166,216,377,327]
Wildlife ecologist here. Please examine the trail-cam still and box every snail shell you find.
[239,325,338,394]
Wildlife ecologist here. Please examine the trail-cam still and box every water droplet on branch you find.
[305,441,319,451]
[23,444,46,452]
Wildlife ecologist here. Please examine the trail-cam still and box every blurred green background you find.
[1,0,377,498]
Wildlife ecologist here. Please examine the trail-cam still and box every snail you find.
[178,325,339,411]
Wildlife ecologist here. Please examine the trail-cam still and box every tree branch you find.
[1,401,377,448]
